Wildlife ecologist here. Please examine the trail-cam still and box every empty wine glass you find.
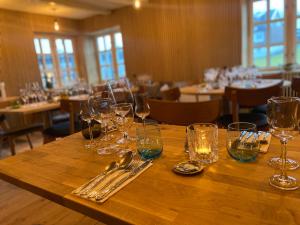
[267,97,299,190]
[80,101,94,149]
[134,93,150,126]
[88,94,115,154]
[113,103,134,145]
[109,78,134,104]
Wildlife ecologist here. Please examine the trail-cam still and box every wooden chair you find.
[148,99,221,126]
[161,87,181,101]
[0,114,43,155]
[223,81,283,127]
[291,77,300,95]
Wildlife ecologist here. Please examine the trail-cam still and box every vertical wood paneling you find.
[80,0,242,82]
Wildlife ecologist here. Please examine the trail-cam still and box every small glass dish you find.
[227,122,260,162]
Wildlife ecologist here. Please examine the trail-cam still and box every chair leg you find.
[26,134,33,149]
[8,136,16,156]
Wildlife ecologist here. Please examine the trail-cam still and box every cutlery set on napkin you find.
[72,151,152,203]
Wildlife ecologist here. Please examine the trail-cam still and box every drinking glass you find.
[136,123,163,160]
[187,123,218,165]
[134,93,150,126]
[109,78,134,104]
[267,97,299,190]
[227,122,260,162]
[88,94,115,154]
[80,101,94,149]
[113,103,134,145]
[267,98,299,170]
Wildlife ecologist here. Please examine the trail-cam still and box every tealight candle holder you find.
[187,123,218,165]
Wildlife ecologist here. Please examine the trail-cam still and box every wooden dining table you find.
[0,96,18,108]
[0,124,299,225]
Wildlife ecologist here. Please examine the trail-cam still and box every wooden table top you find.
[0,101,60,115]
[180,79,290,96]
[0,125,300,225]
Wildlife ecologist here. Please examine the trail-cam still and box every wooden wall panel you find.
[80,0,242,82]
[0,9,81,96]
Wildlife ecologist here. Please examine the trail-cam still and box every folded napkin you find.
[258,132,271,153]
[73,160,152,203]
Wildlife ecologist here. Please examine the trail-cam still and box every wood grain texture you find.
[80,0,242,82]
[0,124,300,225]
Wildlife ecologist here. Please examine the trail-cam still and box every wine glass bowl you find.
[267,96,300,191]
[134,93,150,125]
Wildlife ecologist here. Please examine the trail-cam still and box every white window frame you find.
[95,27,126,81]
[34,34,79,88]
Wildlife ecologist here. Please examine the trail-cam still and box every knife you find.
[95,159,152,202]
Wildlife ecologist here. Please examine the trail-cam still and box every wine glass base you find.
[268,157,299,170]
[97,144,119,155]
[269,175,299,191]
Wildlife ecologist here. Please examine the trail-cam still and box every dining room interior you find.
[1,0,300,224]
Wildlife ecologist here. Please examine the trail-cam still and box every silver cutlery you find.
[95,159,152,202]
[88,158,140,199]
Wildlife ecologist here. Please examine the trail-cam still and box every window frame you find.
[95,28,126,81]
[248,0,287,70]
[34,34,79,88]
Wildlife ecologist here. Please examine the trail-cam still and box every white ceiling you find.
[0,0,135,19]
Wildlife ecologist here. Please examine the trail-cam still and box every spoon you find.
[88,151,134,198]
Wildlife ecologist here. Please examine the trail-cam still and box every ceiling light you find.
[54,19,60,31]
[133,0,141,9]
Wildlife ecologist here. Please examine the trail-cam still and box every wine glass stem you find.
[88,121,94,146]
[280,140,288,178]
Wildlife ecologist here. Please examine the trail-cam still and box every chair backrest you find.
[161,87,181,101]
[148,99,221,126]
[292,77,300,94]
[60,99,83,134]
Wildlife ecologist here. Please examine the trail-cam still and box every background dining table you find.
[0,124,299,225]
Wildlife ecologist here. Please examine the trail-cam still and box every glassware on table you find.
[267,97,299,190]
[88,94,115,154]
[187,123,218,165]
[113,103,134,145]
[267,98,299,170]
[109,78,134,104]
[227,122,260,162]
[80,101,95,149]
[136,123,163,160]
[134,93,150,126]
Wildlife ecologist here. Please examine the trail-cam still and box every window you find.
[96,30,126,80]
[34,36,78,88]
[296,0,300,63]
[250,0,285,69]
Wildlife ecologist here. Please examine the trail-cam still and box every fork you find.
[88,159,141,199]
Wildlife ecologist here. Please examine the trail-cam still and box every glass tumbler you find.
[136,124,163,160]
[187,123,218,165]
[227,122,260,162]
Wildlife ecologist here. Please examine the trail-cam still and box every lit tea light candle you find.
[196,146,211,154]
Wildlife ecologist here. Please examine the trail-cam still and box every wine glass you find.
[267,96,299,190]
[267,98,300,171]
[113,103,134,145]
[109,78,134,104]
[80,101,94,149]
[134,93,150,126]
[88,94,115,154]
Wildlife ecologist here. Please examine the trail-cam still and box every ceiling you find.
[0,0,136,19]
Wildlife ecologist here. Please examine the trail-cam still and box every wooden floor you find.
[0,133,105,225]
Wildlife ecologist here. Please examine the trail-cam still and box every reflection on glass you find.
[64,39,73,53]
[270,45,284,67]
[41,39,51,54]
[45,55,54,69]
[116,48,124,63]
[270,21,284,44]
[56,39,64,54]
[270,0,284,20]
[59,54,67,69]
[97,37,105,51]
[253,0,267,23]
[253,47,267,67]
[253,24,267,46]
[34,39,41,54]
[118,64,126,77]
[114,32,123,48]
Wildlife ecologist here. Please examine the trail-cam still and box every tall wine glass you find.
[113,103,134,145]
[89,94,114,154]
[80,101,94,149]
[267,97,299,190]
[134,93,150,126]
